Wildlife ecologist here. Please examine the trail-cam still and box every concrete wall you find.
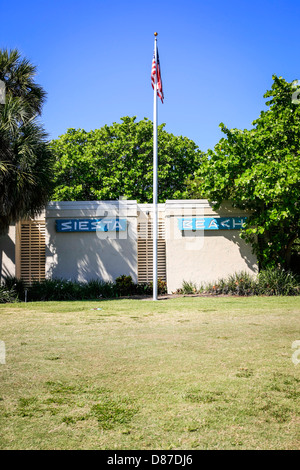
[0,225,16,282]
[165,200,258,293]
[0,200,258,293]
[45,201,138,283]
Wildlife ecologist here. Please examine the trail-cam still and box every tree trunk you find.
[284,235,298,270]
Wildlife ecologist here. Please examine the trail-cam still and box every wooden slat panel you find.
[137,218,166,283]
[20,221,46,284]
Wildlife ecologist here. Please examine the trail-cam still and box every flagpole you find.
[153,32,158,301]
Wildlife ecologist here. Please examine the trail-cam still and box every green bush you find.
[0,276,25,303]
[257,268,300,296]
[29,279,75,301]
[23,276,167,301]
[2,276,26,299]
[0,285,18,303]
[181,280,198,295]
[115,275,167,296]
[210,272,258,296]
[178,269,300,296]
[135,283,152,296]
[178,272,257,296]
[28,278,118,301]
[115,275,135,296]
[81,279,117,299]
[2,269,299,302]
[149,278,167,295]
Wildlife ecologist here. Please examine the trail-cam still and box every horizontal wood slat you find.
[20,221,46,284]
[137,219,166,283]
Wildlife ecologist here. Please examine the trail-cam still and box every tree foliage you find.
[51,116,202,203]
[0,49,54,234]
[187,76,300,269]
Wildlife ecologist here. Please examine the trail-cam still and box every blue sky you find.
[2,0,299,151]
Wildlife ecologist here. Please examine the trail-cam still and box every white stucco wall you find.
[0,200,259,293]
[45,201,138,283]
[0,225,16,282]
[165,200,258,293]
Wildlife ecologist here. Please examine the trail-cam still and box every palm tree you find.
[0,49,54,234]
[0,49,46,117]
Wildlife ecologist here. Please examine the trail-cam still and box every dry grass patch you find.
[0,296,299,449]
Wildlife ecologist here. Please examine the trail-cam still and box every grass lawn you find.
[0,296,299,450]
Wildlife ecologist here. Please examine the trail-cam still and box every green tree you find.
[188,75,300,269]
[51,116,202,202]
[0,49,54,234]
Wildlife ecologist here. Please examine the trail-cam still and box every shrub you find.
[157,278,167,295]
[2,276,26,299]
[135,283,152,296]
[0,276,24,303]
[178,272,257,296]
[178,269,300,296]
[25,276,167,301]
[257,268,300,296]
[0,285,18,303]
[180,280,198,295]
[3,276,25,299]
[214,272,258,296]
[28,279,79,301]
[82,279,117,299]
[149,278,167,295]
[115,275,135,296]
[28,278,118,301]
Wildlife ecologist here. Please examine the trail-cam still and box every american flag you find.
[151,49,164,104]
